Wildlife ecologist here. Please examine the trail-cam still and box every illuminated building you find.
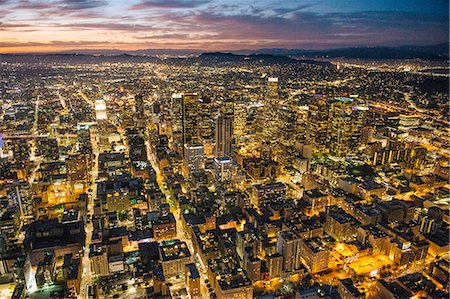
[185,263,201,299]
[95,99,107,120]
[356,225,390,255]
[214,109,234,158]
[277,230,302,273]
[150,212,177,240]
[374,280,412,299]
[242,250,261,282]
[299,237,329,274]
[308,94,330,151]
[159,239,191,278]
[371,141,427,170]
[35,252,55,287]
[324,206,358,242]
[251,182,286,208]
[183,143,204,176]
[96,177,145,213]
[233,101,246,143]
[338,278,365,299]
[303,189,329,213]
[213,157,234,182]
[66,154,89,182]
[207,255,253,299]
[171,93,183,134]
[328,97,366,157]
[267,77,279,100]
[134,94,144,117]
[89,244,109,276]
[182,93,200,145]
[266,253,283,279]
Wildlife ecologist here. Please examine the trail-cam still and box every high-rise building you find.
[215,110,233,158]
[182,93,202,145]
[171,93,183,134]
[277,230,302,273]
[233,101,246,142]
[197,97,214,143]
[328,97,368,157]
[328,97,355,157]
[184,144,204,175]
[308,94,330,152]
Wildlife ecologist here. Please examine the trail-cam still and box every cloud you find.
[130,0,211,10]
[14,0,106,12]
[0,1,448,52]
[60,22,156,31]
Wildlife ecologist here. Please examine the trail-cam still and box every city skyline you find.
[0,0,449,53]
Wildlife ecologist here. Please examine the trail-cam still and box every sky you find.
[0,0,448,53]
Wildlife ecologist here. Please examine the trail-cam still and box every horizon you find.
[1,41,449,56]
[0,0,449,54]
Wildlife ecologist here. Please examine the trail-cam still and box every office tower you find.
[197,97,213,143]
[308,94,330,152]
[267,77,279,100]
[233,101,246,142]
[171,93,183,134]
[278,105,299,146]
[215,110,234,157]
[184,144,204,175]
[95,99,107,120]
[328,97,355,157]
[182,93,200,145]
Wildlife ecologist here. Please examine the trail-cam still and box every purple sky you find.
[0,0,448,53]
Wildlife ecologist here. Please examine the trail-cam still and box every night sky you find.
[0,0,448,53]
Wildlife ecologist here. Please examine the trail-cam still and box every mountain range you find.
[1,43,447,63]
[53,43,448,60]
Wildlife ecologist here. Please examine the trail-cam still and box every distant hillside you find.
[243,43,449,60]
[5,43,446,60]
[0,52,332,67]
[0,53,159,63]
[168,52,334,67]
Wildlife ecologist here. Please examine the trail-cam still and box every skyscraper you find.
[215,110,234,158]
[233,101,246,143]
[328,97,366,157]
[171,93,183,134]
[183,144,204,176]
[308,94,330,152]
[182,93,200,145]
